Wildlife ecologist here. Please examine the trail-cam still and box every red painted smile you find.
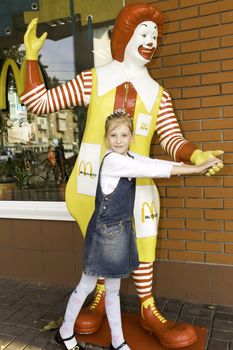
[138,45,156,60]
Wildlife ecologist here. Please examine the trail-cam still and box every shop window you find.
[0,0,121,219]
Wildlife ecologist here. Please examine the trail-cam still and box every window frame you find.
[0,200,74,221]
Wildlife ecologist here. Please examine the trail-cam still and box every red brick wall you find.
[126,0,233,265]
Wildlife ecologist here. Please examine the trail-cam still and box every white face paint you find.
[124,21,158,66]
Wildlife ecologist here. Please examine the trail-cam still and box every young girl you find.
[56,110,221,350]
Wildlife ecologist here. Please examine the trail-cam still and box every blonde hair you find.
[105,109,134,137]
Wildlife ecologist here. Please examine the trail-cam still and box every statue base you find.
[76,312,207,349]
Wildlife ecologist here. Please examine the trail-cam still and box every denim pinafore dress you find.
[83,153,139,278]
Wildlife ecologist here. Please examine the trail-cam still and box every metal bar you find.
[69,0,79,75]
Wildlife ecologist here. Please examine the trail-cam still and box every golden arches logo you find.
[141,201,157,223]
[140,122,148,131]
[0,58,25,109]
[0,58,44,110]
[78,160,96,179]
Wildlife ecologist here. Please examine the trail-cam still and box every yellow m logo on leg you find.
[141,201,157,223]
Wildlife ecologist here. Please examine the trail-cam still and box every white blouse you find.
[100,151,179,195]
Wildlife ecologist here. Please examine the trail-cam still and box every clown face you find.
[124,21,158,66]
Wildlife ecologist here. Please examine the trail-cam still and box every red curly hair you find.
[111,3,164,62]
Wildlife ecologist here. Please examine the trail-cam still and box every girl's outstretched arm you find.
[171,158,223,176]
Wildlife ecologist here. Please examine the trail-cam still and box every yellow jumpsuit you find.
[66,68,164,262]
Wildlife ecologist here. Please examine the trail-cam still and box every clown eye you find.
[142,34,146,38]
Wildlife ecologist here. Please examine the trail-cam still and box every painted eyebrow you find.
[139,23,157,29]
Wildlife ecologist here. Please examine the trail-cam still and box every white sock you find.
[60,273,97,349]
[105,278,130,350]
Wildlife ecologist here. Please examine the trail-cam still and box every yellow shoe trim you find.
[141,297,167,324]
[89,283,105,310]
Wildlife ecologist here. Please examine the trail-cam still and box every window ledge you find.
[0,201,75,221]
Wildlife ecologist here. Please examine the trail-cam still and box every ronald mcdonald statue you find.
[21,3,223,348]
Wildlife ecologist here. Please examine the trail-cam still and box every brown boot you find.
[74,283,106,334]
[140,297,198,348]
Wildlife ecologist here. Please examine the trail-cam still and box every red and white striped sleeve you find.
[156,89,197,162]
[20,61,92,115]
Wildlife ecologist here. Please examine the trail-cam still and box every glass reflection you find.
[0,24,111,201]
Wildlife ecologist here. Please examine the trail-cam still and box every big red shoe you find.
[141,297,198,348]
[74,283,106,334]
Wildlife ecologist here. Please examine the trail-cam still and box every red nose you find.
[147,42,153,47]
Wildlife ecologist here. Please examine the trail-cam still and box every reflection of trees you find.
[39,54,59,88]
[76,106,87,145]
[0,111,11,146]
[0,45,25,62]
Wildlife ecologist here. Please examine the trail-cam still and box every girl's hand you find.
[24,18,47,60]
[197,158,223,175]
[190,149,224,176]
[171,158,223,176]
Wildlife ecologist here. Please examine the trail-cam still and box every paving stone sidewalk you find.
[0,278,232,350]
